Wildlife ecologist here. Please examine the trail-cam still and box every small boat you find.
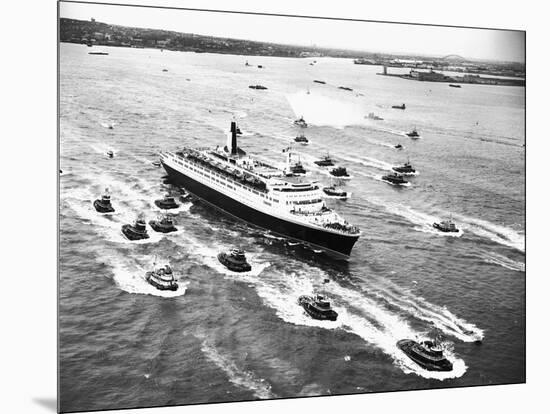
[245,60,250,66]
[93,188,115,213]
[366,112,384,121]
[313,80,326,84]
[382,173,409,186]
[392,160,416,175]
[293,117,308,128]
[249,85,268,90]
[107,150,114,158]
[121,218,149,240]
[449,84,461,88]
[338,86,353,91]
[235,127,242,135]
[394,144,403,149]
[298,294,338,321]
[392,103,406,110]
[397,338,453,372]
[59,169,63,174]
[162,68,168,72]
[257,65,263,69]
[322,186,348,199]
[406,128,420,139]
[314,153,335,167]
[289,161,307,175]
[149,214,177,233]
[145,264,178,291]
[433,217,459,233]
[154,195,179,210]
[294,134,309,144]
[217,248,252,272]
[152,161,161,167]
[329,167,350,178]
[88,51,109,55]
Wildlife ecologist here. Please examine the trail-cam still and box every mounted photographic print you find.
[58,1,525,412]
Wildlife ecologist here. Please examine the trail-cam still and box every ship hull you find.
[162,163,359,258]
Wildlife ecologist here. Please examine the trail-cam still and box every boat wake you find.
[447,213,525,252]
[200,340,276,399]
[477,251,525,272]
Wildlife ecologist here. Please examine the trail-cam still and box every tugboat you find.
[314,153,335,167]
[294,134,309,144]
[121,218,149,241]
[322,186,348,200]
[294,117,308,128]
[397,338,453,372]
[145,264,178,291]
[289,160,307,175]
[433,217,460,233]
[406,128,420,139]
[392,160,416,175]
[298,294,338,321]
[107,150,114,158]
[392,103,406,110]
[329,166,350,178]
[217,248,252,272]
[394,143,403,150]
[93,188,115,213]
[382,173,409,186]
[154,195,179,210]
[149,214,177,233]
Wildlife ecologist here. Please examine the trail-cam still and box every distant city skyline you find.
[59,1,525,62]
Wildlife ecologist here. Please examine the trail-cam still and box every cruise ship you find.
[160,122,360,258]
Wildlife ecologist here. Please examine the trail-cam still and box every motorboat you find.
[217,248,252,272]
[406,128,420,139]
[121,218,149,240]
[313,80,326,84]
[298,294,338,321]
[392,161,416,175]
[382,173,409,186]
[394,144,403,149]
[329,167,350,178]
[322,186,348,199]
[149,214,177,233]
[294,134,309,144]
[314,153,335,167]
[293,117,308,128]
[397,339,453,372]
[249,84,267,90]
[93,188,115,213]
[433,218,459,233]
[338,86,353,91]
[392,103,406,110]
[154,195,179,210]
[449,84,462,88]
[107,150,114,158]
[145,264,178,291]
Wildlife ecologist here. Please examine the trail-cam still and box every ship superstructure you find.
[160,122,360,257]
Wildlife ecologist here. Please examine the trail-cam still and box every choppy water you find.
[59,43,525,412]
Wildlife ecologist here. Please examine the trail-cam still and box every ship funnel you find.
[227,121,237,155]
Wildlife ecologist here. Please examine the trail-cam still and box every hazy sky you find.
[60,1,525,62]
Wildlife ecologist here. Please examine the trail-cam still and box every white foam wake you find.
[478,251,525,272]
[200,340,276,399]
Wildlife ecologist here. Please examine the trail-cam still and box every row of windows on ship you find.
[173,157,323,207]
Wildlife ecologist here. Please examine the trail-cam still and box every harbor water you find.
[59,43,525,412]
